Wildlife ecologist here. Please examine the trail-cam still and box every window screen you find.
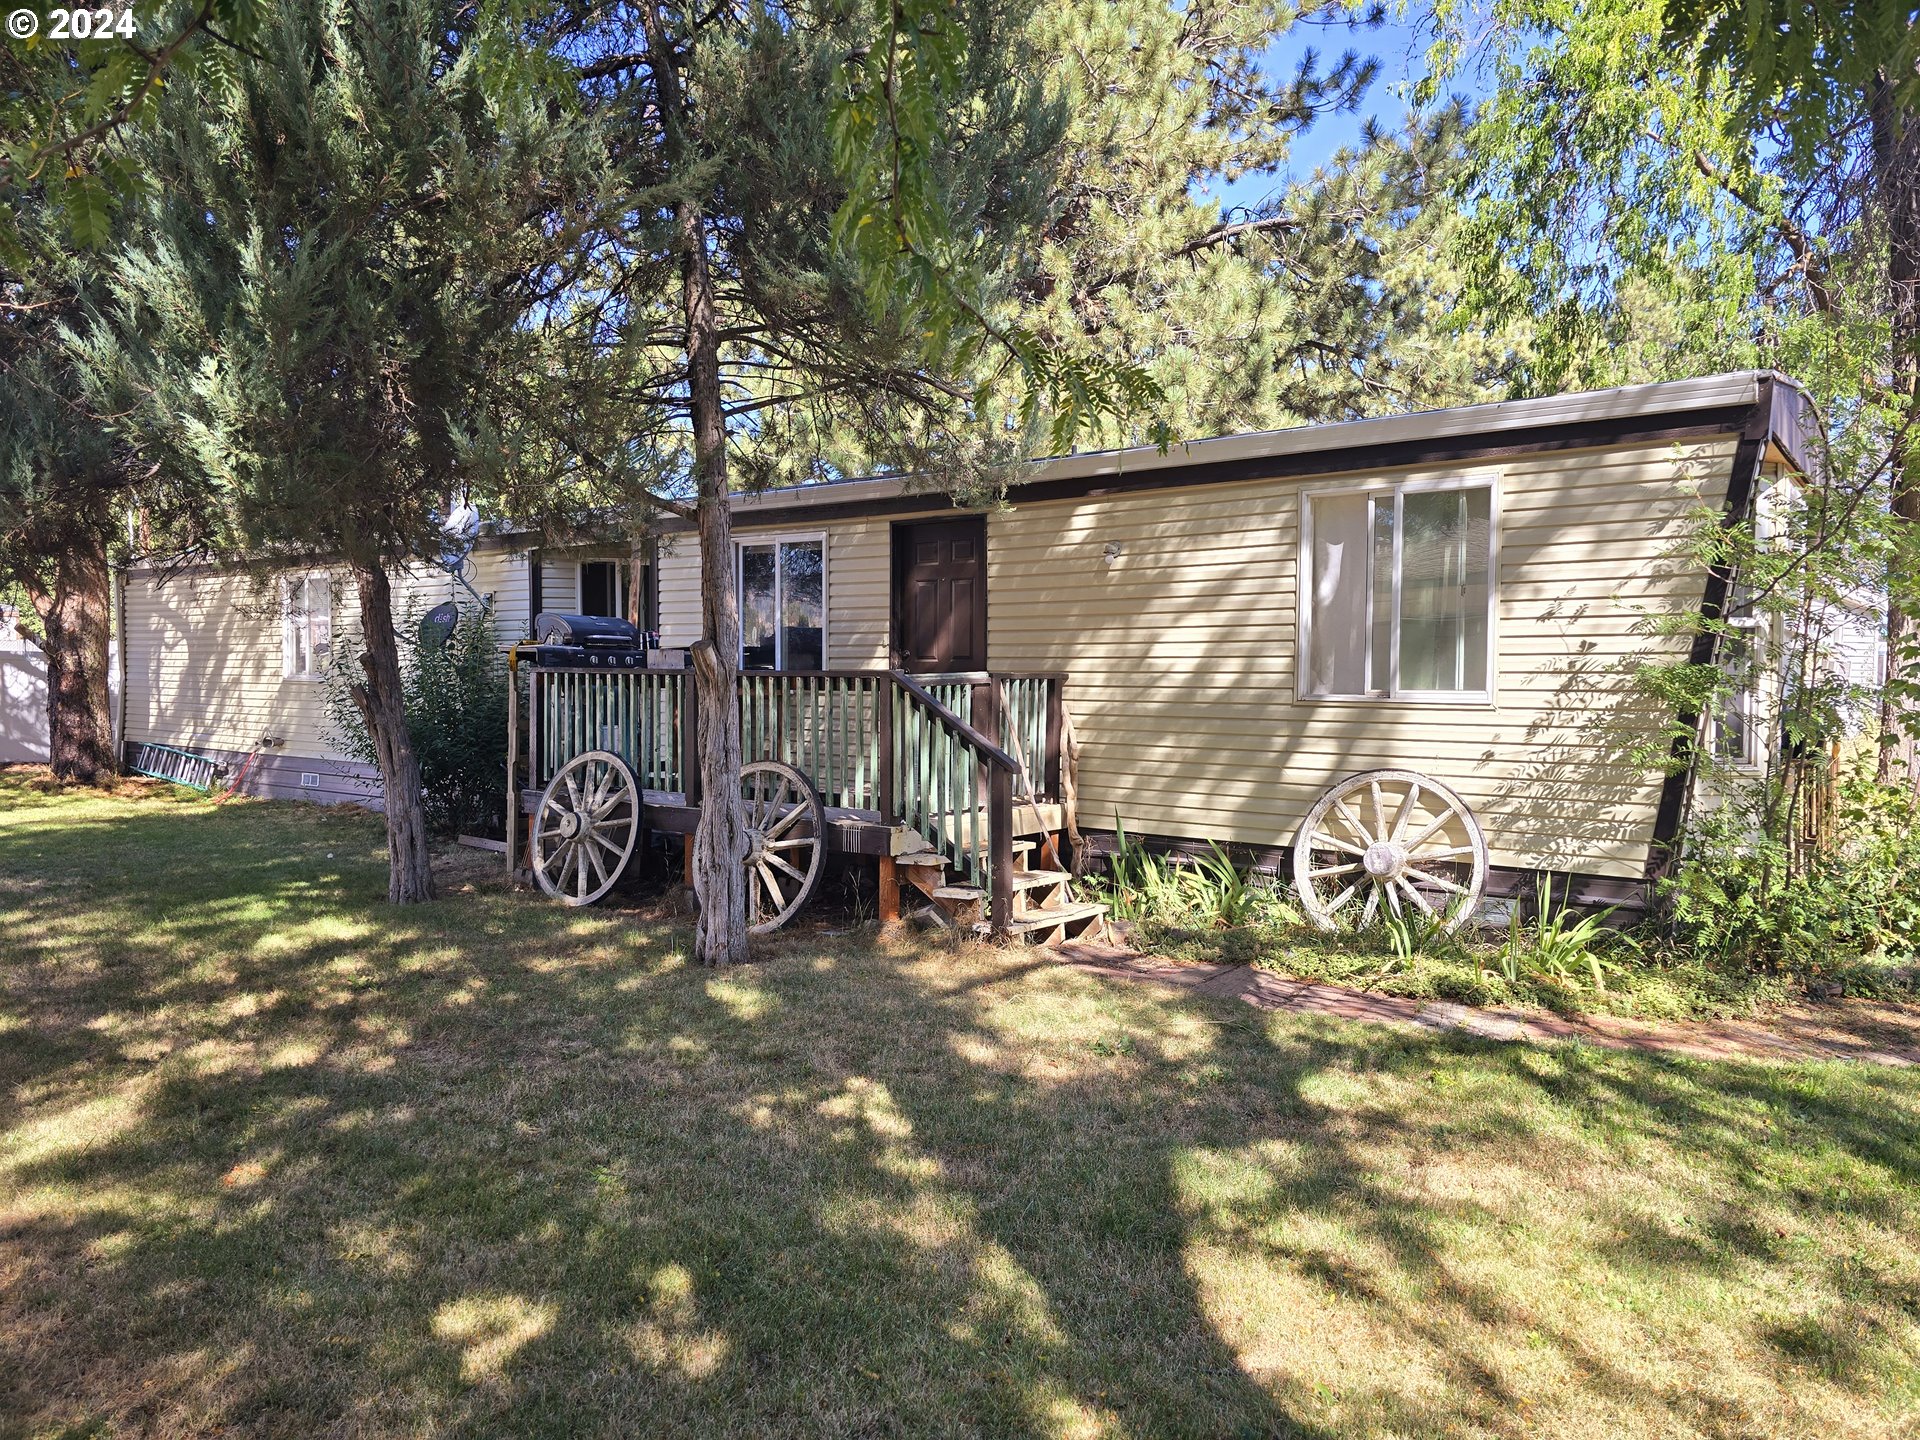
[1399,488,1491,693]
[1307,493,1371,696]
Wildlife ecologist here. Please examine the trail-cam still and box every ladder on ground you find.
[127,742,220,793]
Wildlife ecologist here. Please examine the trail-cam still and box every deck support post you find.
[683,833,696,891]
[877,855,900,926]
[680,673,702,805]
[506,658,520,878]
[989,767,1013,937]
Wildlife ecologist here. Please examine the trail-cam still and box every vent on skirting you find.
[300,773,321,789]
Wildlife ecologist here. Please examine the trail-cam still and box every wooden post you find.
[989,766,1013,937]
[972,677,1000,812]
[1044,678,1063,800]
[972,679,999,745]
[681,671,701,804]
[877,676,894,820]
[877,855,900,926]
[505,655,520,878]
[683,833,697,891]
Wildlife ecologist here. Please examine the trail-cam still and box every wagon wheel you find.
[1293,769,1488,933]
[532,750,641,906]
[742,760,825,935]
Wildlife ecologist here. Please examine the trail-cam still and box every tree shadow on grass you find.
[3,791,1919,1437]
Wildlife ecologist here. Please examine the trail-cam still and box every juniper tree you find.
[0,195,192,782]
[118,0,608,901]
[0,254,120,783]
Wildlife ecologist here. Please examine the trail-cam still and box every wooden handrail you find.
[908,669,1069,684]
[888,669,1020,773]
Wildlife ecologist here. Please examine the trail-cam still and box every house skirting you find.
[123,741,382,809]
[1073,828,1652,917]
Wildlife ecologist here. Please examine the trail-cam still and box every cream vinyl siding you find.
[656,513,947,669]
[648,437,1734,878]
[989,441,1733,878]
[124,547,532,762]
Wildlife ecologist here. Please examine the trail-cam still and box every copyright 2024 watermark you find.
[8,7,140,41]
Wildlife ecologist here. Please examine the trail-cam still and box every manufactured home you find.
[113,370,1813,929]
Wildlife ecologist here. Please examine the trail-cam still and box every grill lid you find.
[533,612,641,648]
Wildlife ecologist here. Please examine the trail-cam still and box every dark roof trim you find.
[1764,374,1818,478]
[659,402,1760,534]
[1645,375,1780,882]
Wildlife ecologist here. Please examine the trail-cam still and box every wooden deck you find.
[511,664,1072,928]
[520,784,1064,859]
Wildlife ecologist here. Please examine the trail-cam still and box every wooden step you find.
[931,885,987,904]
[974,899,1110,943]
[1008,868,1069,891]
[897,851,947,870]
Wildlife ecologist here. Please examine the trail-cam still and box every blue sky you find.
[1200,12,1491,215]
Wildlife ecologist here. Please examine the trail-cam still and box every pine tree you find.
[1002,0,1508,441]
[524,1,1067,963]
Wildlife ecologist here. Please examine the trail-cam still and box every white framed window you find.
[577,560,630,620]
[1711,609,1766,770]
[736,534,825,671]
[1300,478,1496,702]
[282,573,333,680]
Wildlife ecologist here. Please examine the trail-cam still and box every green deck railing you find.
[514,664,1065,930]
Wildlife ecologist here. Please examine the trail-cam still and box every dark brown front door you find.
[892,517,987,672]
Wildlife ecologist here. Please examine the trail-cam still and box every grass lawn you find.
[3,768,1919,1439]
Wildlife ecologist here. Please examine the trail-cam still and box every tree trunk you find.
[646,1,747,964]
[347,562,436,903]
[685,214,749,965]
[28,526,115,785]
[1875,76,1920,793]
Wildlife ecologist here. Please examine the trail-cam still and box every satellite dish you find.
[418,601,460,652]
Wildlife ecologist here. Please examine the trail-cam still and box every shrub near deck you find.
[1,769,1917,1438]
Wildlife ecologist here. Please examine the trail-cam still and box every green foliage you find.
[1501,879,1620,995]
[0,0,265,252]
[829,0,1172,453]
[326,605,510,838]
[110,0,605,573]
[1089,819,1302,931]
[1662,0,1919,150]
[831,0,1513,455]
[1664,774,1920,971]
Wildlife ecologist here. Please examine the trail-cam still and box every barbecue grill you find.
[526,612,654,669]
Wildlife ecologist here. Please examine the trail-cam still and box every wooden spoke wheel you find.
[1293,769,1488,933]
[742,760,824,935]
[532,750,641,906]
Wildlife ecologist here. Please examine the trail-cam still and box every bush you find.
[327,604,510,838]
[1665,774,1920,972]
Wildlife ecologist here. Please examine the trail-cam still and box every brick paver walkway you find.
[1054,942,1920,1068]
